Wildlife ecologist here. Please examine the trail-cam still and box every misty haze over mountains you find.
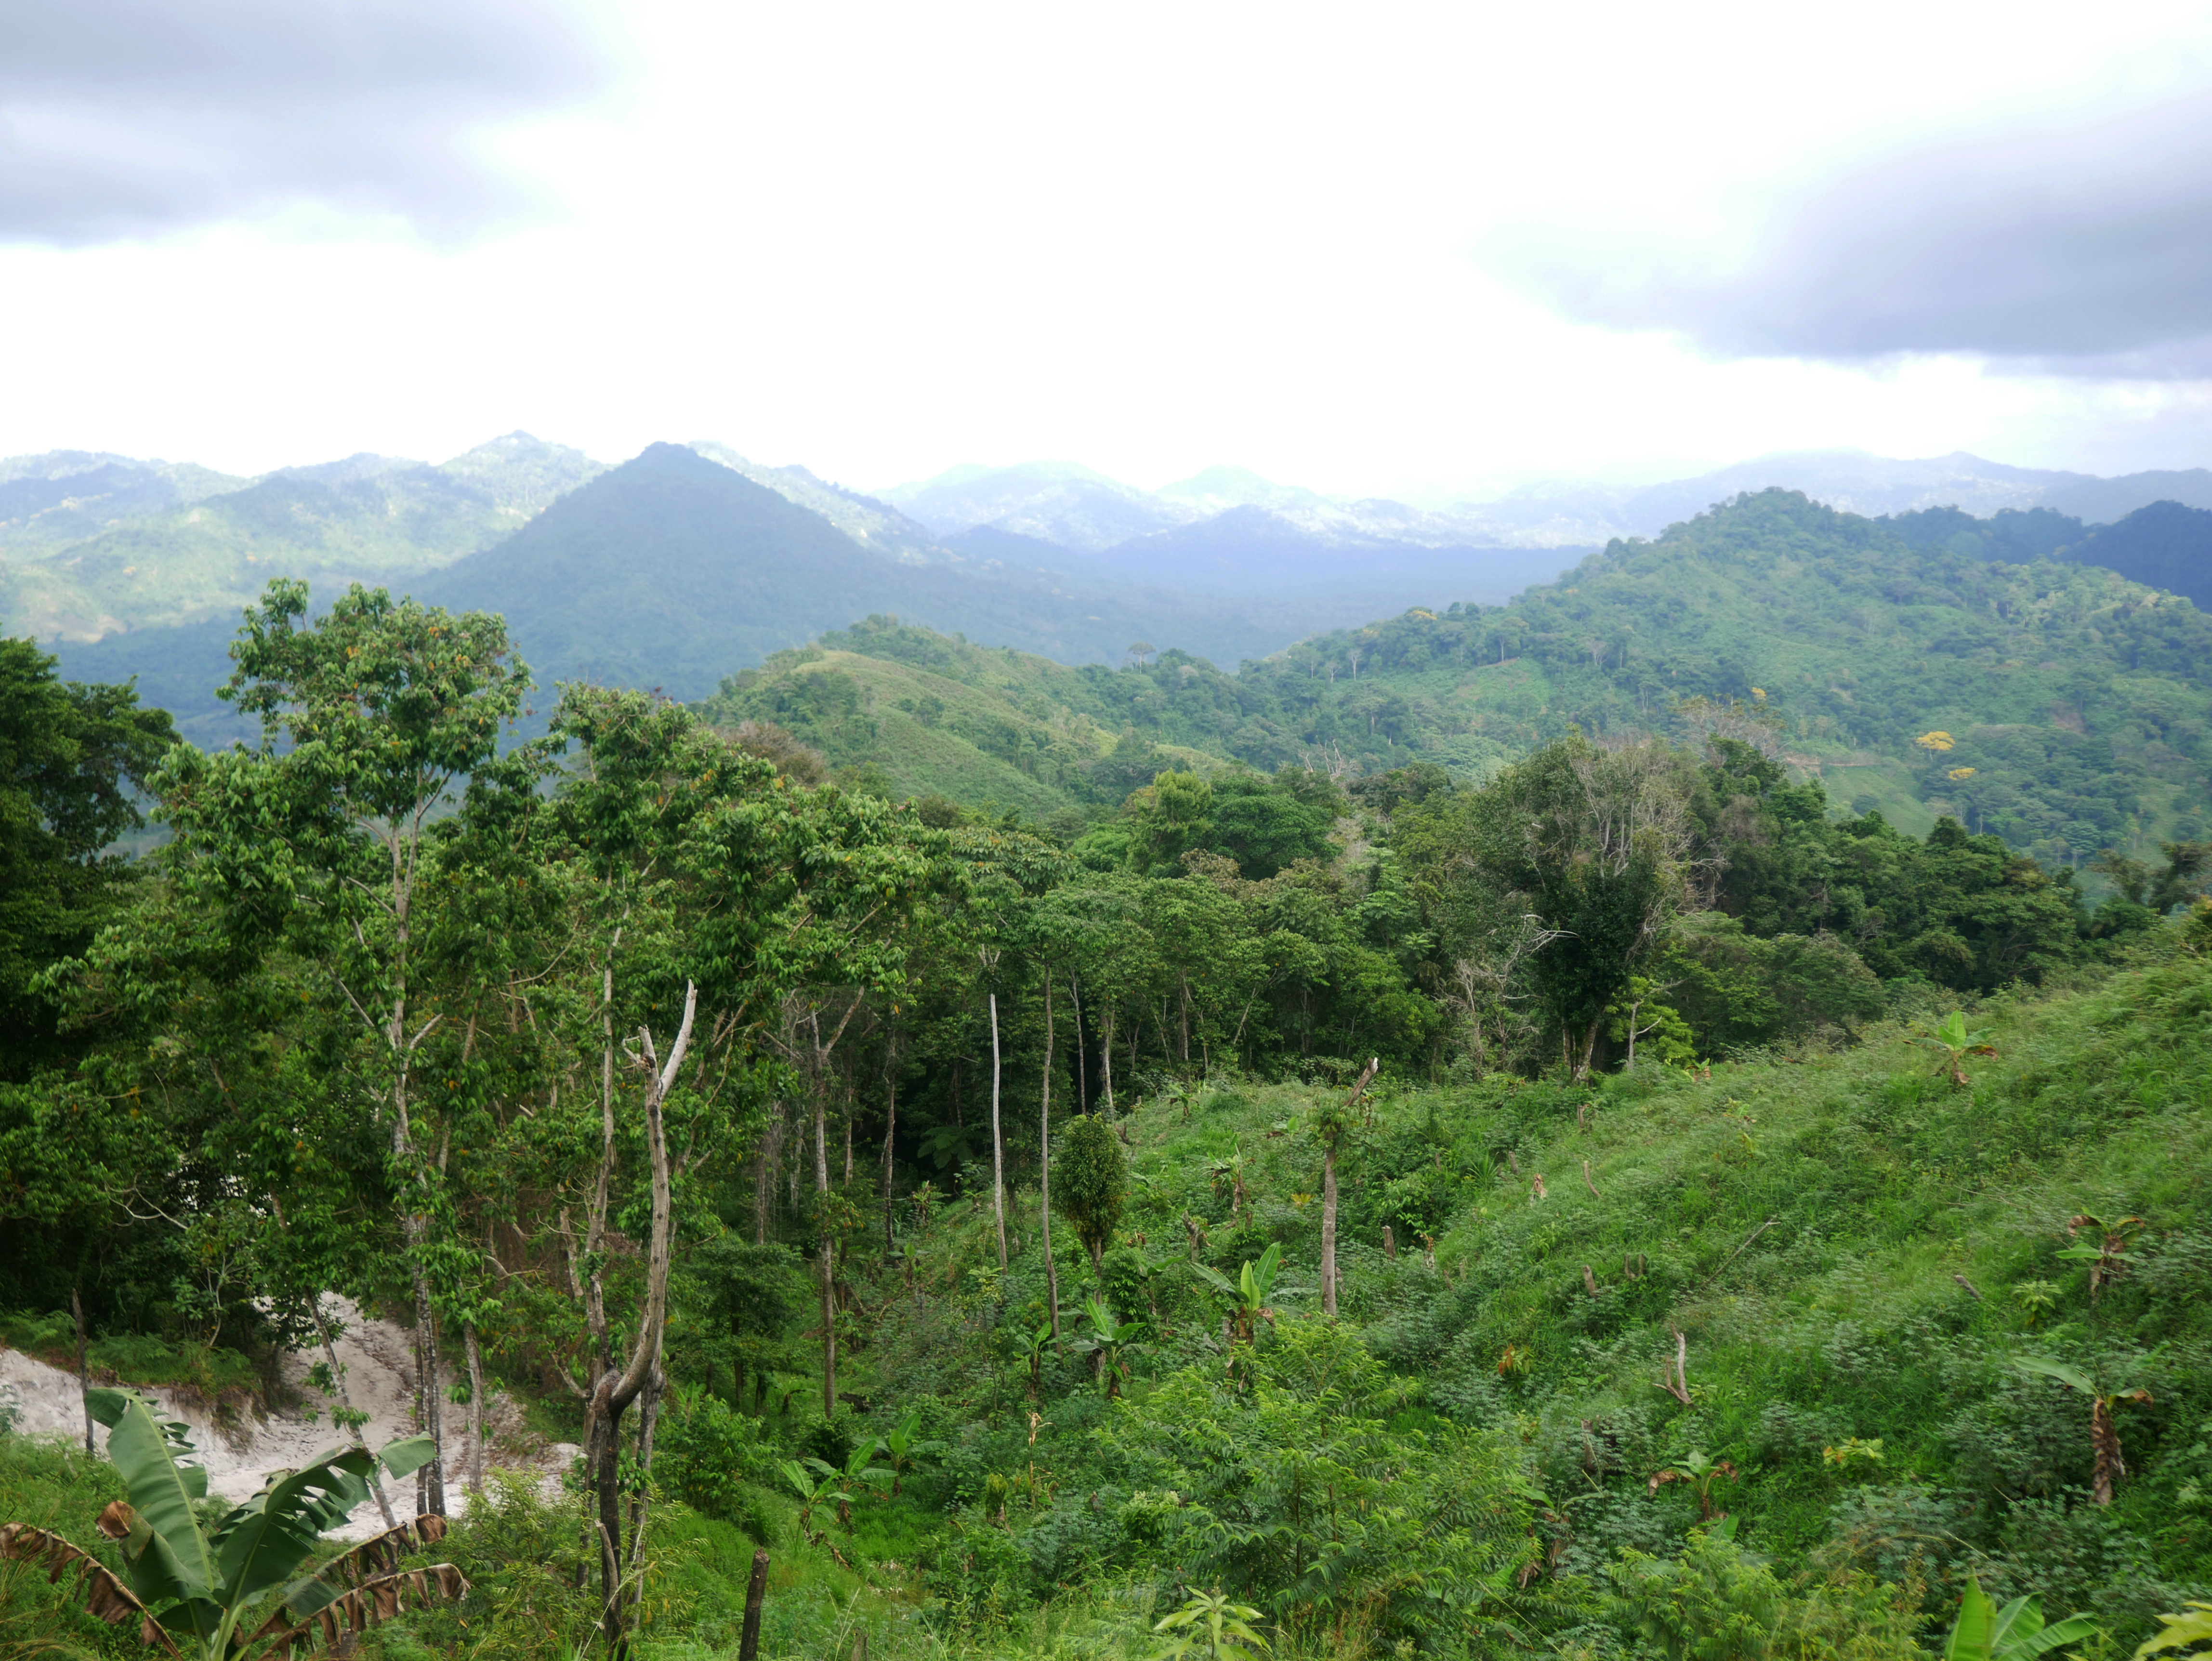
[881,449,2212,552]
[7,432,2212,751]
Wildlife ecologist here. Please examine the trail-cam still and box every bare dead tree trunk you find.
[816,1081,835,1421]
[464,1322,487,1497]
[1099,1003,1116,1114]
[1322,1059,1377,1319]
[738,1548,769,1661]
[754,1113,777,1244]
[309,1298,397,1528]
[71,1287,92,1457]
[1322,1144,1339,1318]
[989,991,1007,1270]
[584,983,696,1656]
[1040,977,1060,1339]
[881,1033,898,1260]
[1070,975,1087,1116]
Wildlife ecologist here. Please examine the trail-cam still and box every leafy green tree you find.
[1128,769,1215,875]
[1103,1320,1545,1651]
[1055,1111,1128,1278]
[1463,737,1699,1080]
[1606,976,1697,1069]
[0,639,174,1079]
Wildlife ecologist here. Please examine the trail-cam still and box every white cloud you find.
[3,0,2210,491]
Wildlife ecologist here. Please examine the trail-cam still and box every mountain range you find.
[11,434,2212,790]
[883,449,2212,551]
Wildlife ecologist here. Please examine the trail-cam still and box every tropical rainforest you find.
[2,490,2210,1661]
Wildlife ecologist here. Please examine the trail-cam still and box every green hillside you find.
[715,492,2212,866]
[0,433,604,642]
[6,597,2210,1661]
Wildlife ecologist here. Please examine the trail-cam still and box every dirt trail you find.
[0,1304,574,1542]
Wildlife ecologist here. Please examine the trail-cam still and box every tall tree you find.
[0,639,174,1081]
[1462,738,1699,1081]
[158,580,535,1510]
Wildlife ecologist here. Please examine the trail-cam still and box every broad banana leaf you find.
[1946,1577,2102,1661]
[250,1515,451,1635]
[86,1390,223,1634]
[246,1563,470,1657]
[2013,1357,2094,1395]
[211,1432,440,1613]
[1946,1579,1998,1661]
[2133,1603,2212,1661]
[0,1521,181,1657]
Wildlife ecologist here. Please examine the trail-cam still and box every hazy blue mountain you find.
[1154,464,1338,517]
[876,461,1193,550]
[0,452,248,548]
[417,443,1505,700]
[2041,469,2212,524]
[1058,505,1584,602]
[2055,500,2212,609]
[685,442,945,563]
[1,432,605,644]
[1455,449,2092,545]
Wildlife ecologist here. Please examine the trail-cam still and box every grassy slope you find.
[755,495,2212,860]
[5,947,2204,1658]
[811,946,2210,1655]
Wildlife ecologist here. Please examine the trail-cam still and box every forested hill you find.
[701,489,2212,865]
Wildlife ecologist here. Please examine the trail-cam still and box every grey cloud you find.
[0,1,614,244]
[1488,91,2212,376]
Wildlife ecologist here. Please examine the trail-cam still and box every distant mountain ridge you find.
[879,449,2212,551]
[1,433,606,643]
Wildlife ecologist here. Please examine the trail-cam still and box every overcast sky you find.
[4,0,2211,497]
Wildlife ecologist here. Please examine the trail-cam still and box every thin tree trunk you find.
[464,1322,487,1497]
[843,1098,854,1184]
[989,991,1007,1270]
[626,1339,665,1585]
[71,1287,92,1457]
[311,1299,397,1529]
[1070,975,1087,1116]
[1100,1005,1116,1114]
[587,985,695,1655]
[1322,1145,1339,1317]
[881,1035,897,1259]
[816,1086,835,1420]
[753,1115,776,1244]
[1040,978,1060,1339]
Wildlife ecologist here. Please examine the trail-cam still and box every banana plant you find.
[2057,1212,2146,1302]
[1008,1316,1055,1399]
[1646,1450,1739,1520]
[775,1458,840,1545]
[1922,1011,1997,1087]
[1941,1576,2100,1661]
[0,1389,461,1661]
[2014,1358,2154,1505]
[2134,1601,2212,1660]
[1193,1242,1283,1344]
[1205,1145,1251,1227]
[881,1410,927,1498]
[776,1440,890,1542]
[1066,1297,1149,1397]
